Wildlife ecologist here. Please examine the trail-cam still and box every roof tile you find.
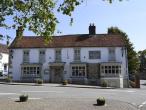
[9,34,125,49]
[0,43,9,53]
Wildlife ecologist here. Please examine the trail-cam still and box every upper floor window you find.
[89,51,101,59]
[23,50,29,63]
[39,50,45,63]
[55,49,61,62]
[108,48,115,61]
[4,64,7,72]
[74,48,80,61]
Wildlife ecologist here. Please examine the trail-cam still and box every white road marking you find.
[0,93,17,95]
[101,93,116,95]
[127,91,135,93]
[109,90,136,93]
[139,105,143,108]
[22,90,64,93]
[142,101,146,105]
[138,101,146,109]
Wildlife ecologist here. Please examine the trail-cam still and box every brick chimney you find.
[16,26,24,37]
[89,23,96,35]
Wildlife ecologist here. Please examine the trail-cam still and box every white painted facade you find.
[9,46,129,88]
[0,52,9,75]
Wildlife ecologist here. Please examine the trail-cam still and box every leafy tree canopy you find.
[138,49,146,71]
[108,27,139,75]
[0,0,123,41]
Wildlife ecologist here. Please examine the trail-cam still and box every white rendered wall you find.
[0,53,9,74]
[11,49,23,80]
[11,47,127,82]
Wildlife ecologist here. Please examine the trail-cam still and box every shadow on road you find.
[56,85,116,89]
[0,82,38,86]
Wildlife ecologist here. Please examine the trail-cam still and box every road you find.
[0,80,146,110]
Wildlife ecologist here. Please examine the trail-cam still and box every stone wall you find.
[100,78,121,88]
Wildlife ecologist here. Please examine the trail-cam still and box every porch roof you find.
[49,62,65,67]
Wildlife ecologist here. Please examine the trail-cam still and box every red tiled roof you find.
[0,43,9,53]
[9,34,125,49]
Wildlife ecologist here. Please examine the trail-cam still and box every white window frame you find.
[55,49,61,62]
[71,65,86,77]
[108,48,116,61]
[22,66,41,77]
[23,50,29,63]
[39,50,45,63]
[74,48,80,61]
[101,64,121,77]
[89,51,101,59]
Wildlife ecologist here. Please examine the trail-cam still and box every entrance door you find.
[51,68,63,83]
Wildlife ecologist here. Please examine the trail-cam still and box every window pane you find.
[74,49,80,61]
[109,48,115,61]
[55,49,61,61]
[71,65,86,77]
[23,50,29,63]
[89,51,101,59]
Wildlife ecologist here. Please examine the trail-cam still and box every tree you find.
[138,49,146,72]
[0,0,124,41]
[108,27,139,75]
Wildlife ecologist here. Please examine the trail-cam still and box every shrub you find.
[35,78,43,85]
[5,76,12,83]
[97,97,105,106]
[101,80,108,87]
[19,95,28,102]
[62,80,68,85]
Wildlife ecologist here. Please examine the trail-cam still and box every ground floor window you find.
[71,65,86,77]
[101,65,121,76]
[21,66,41,77]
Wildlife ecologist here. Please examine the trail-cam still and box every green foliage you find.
[5,76,12,82]
[138,49,146,72]
[35,78,43,85]
[0,0,125,41]
[19,94,28,102]
[108,27,139,75]
[62,80,68,85]
[101,80,108,87]
[96,97,105,106]
[0,71,2,77]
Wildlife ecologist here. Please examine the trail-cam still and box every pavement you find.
[0,82,115,89]
[0,98,138,110]
[0,81,146,110]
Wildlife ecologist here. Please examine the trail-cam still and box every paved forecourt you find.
[0,82,146,110]
[0,98,138,110]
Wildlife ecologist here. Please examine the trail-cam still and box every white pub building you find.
[9,25,129,88]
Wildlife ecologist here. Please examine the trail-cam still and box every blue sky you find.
[0,0,146,52]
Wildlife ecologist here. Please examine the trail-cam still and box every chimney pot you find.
[89,23,96,35]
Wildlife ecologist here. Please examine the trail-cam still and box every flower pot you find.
[19,95,28,102]
[97,97,105,106]
[62,80,68,85]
